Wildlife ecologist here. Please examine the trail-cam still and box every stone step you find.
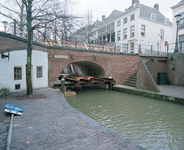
[122,82,136,87]
[128,78,137,82]
[122,71,137,88]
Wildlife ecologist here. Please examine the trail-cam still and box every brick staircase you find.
[122,71,137,87]
[122,59,152,88]
[145,59,152,74]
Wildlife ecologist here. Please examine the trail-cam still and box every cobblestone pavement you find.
[0,88,143,150]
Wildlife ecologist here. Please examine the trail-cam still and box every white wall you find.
[114,7,139,53]
[138,18,173,53]
[0,50,48,93]
[114,6,173,53]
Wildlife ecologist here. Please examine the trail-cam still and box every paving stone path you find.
[0,88,143,150]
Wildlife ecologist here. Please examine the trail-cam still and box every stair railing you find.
[121,62,137,82]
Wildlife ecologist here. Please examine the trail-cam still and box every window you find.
[110,24,114,30]
[98,30,101,35]
[123,44,128,53]
[179,13,184,29]
[179,35,184,52]
[37,67,42,78]
[160,29,164,40]
[117,20,121,27]
[117,31,121,41]
[99,37,102,44]
[131,14,135,21]
[93,31,96,36]
[165,18,170,24]
[123,28,127,39]
[106,26,109,32]
[111,32,115,42]
[124,17,127,24]
[130,42,134,53]
[14,67,22,80]
[103,28,105,33]
[141,25,145,36]
[117,45,120,52]
[130,25,135,37]
[151,13,156,21]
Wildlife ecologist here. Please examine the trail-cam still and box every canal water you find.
[66,89,184,150]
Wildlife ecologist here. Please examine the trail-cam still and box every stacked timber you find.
[54,75,115,88]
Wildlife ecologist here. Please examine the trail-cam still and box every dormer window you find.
[151,13,156,21]
[165,18,170,24]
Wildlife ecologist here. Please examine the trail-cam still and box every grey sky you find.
[74,0,179,22]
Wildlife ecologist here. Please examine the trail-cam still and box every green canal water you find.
[66,89,184,150]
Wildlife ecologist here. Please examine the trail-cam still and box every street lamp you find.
[174,14,181,53]
[2,21,8,31]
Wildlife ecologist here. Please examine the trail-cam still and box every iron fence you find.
[1,17,184,55]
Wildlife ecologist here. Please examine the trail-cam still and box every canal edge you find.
[113,86,184,104]
[58,90,145,150]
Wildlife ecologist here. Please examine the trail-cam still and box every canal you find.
[66,89,184,150]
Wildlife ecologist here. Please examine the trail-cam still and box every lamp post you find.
[174,14,181,53]
[2,21,8,31]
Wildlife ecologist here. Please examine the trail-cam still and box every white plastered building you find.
[114,1,173,54]
[0,50,48,93]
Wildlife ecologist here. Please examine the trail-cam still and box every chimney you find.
[132,0,139,5]
[154,3,159,11]
[102,15,105,21]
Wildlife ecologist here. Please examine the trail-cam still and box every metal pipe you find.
[7,114,14,150]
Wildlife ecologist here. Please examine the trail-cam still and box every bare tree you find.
[0,0,26,37]
[0,0,72,95]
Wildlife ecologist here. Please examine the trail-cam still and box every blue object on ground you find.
[5,104,23,112]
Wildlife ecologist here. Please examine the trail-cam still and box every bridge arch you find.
[69,61,106,77]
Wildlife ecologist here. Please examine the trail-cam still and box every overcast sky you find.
[0,0,179,31]
[74,0,179,22]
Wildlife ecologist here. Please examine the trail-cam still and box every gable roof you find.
[101,9,123,26]
[177,0,184,5]
[139,3,172,26]
[98,2,172,28]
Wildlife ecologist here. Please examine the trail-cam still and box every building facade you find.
[171,0,184,52]
[114,1,172,54]
[97,10,123,47]
[0,49,48,93]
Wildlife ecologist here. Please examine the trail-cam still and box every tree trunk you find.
[26,0,33,95]
[19,1,24,37]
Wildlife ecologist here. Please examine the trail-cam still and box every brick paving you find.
[0,88,143,150]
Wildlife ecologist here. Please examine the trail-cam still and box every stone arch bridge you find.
[48,48,138,85]
[0,32,138,85]
[1,32,175,93]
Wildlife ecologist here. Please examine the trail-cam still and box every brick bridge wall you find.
[48,48,138,85]
[0,32,138,85]
[1,32,184,90]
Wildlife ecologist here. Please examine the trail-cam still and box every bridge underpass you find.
[53,61,115,90]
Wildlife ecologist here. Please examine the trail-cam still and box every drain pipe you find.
[6,114,14,150]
